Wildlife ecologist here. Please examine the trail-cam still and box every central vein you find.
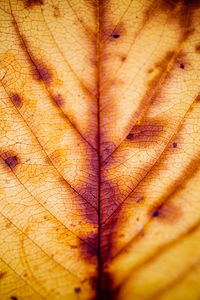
[97,0,102,299]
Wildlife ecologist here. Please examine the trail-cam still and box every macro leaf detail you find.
[0,0,200,299]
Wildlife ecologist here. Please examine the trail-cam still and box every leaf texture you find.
[0,0,200,299]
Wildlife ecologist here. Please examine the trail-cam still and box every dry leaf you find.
[0,0,200,299]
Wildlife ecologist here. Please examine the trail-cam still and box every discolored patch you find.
[147,68,154,74]
[121,56,127,62]
[126,118,164,146]
[195,94,200,102]
[10,94,22,108]
[112,34,120,39]
[136,196,144,204]
[150,202,182,224]
[146,0,199,39]
[74,287,81,293]
[24,0,44,8]
[33,59,52,85]
[53,5,60,18]
[79,233,98,262]
[0,272,6,279]
[147,51,175,87]
[17,34,53,86]
[126,133,134,139]
[53,94,64,107]
[173,142,177,148]
[1,151,20,170]
[10,297,18,300]
[100,271,116,300]
[155,51,175,68]
[196,44,200,52]
[103,22,126,42]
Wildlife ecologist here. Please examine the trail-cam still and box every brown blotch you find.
[147,1,199,40]
[53,5,60,18]
[2,152,20,170]
[17,35,53,85]
[126,133,134,139]
[147,68,154,74]
[195,94,200,102]
[195,44,200,52]
[136,196,144,203]
[53,94,63,107]
[10,94,22,108]
[180,63,185,69]
[154,51,175,70]
[121,56,127,62]
[147,51,175,88]
[100,271,116,300]
[79,233,97,262]
[33,60,52,85]
[150,202,182,224]
[10,297,18,300]
[0,272,6,279]
[127,118,164,146]
[74,287,81,293]
[25,0,43,8]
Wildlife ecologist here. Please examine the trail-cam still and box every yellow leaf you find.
[0,0,200,299]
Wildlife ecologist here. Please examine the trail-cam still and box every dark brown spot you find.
[10,297,18,300]
[173,142,177,148]
[136,196,144,203]
[180,63,184,69]
[195,44,200,52]
[195,94,200,102]
[25,0,43,8]
[152,210,159,217]
[121,56,127,62]
[0,272,6,279]
[126,133,134,139]
[105,22,126,42]
[112,34,120,39]
[5,156,19,169]
[10,94,22,108]
[53,94,63,107]
[74,287,81,293]
[1,151,20,170]
[147,68,154,74]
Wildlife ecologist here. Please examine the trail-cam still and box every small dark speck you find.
[74,287,81,293]
[136,196,144,203]
[173,142,177,148]
[152,210,159,217]
[127,133,134,139]
[180,63,184,69]
[112,34,120,39]
[10,297,18,300]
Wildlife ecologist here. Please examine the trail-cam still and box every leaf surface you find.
[0,0,200,299]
